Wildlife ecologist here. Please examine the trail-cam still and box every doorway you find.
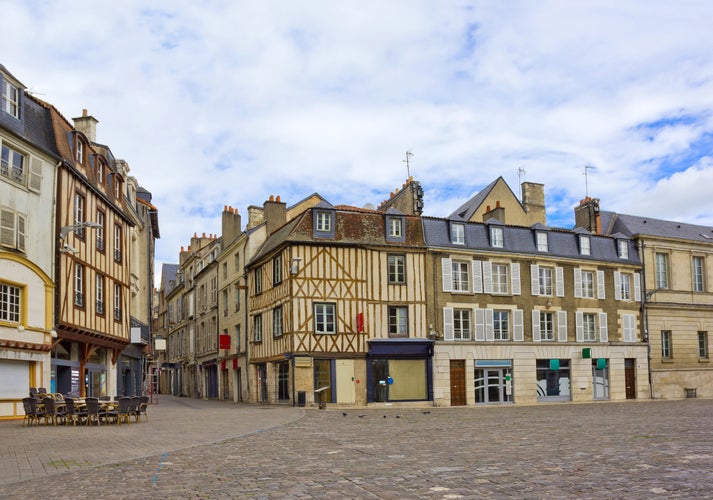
[624,358,636,399]
[450,360,466,406]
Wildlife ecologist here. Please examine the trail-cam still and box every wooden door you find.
[450,360,466,406]
[335,359,356,404]
[625,358,636,399]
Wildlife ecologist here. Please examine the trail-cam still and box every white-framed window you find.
[0,207,26,252]
[96,211,105,251]
[1,143,25,184]
[619,273,631,301]
[618,239,629,259]
[388,306,408,337]
[451,223,465,244]
[113,224,122,262]
[73,193,85,237]
[574,269,595,298]
[452,260,470,292]
[493,310,510,340]
[316,211,332,232]
[492,264,509,294]
[699,331,708,359]
[96,161,104,184]
[273,255,282,285]
[536,231,548,252]
[655,253,669,289]
[539,311,554,341]
[453,308,472,340]
[74,263,84,307]
[490,226,504,248]
[273,306,283,338]
[581,313,596,341]
[693,256,705,292]
[314,302,336,334]
[2,80,20,118]
[388,217,403,238]
[253,313,263,342]
[538,266,553,296]
[0,281,21,322]
[75,137,84,163]
[254,267,262,294]
[661,330,672,359]
[579,235,591,255]
[388,254,406,284]
[95,274,104,314]
[113,282,122,320]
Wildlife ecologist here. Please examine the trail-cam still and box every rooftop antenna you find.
[403,150,414,178]
[584,164,596,198]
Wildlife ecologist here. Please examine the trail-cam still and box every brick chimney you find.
[263,195,287,235]
[73,109,98,142]
[222,205,242,246]
[521,182,546,225]
[574,197,601,234]
[483,200,506,223]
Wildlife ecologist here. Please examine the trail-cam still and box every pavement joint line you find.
[152,452,168,485]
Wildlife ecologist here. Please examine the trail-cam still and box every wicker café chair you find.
[136,395,150,422]
[22,397,43,427]
[129,397,141,422]
[42,396,64,426]
[63,397,86,426]
[84,397,101,426]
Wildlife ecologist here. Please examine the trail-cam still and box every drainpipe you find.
[639,240,655,399]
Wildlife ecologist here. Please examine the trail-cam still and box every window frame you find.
[314,302,336,334]
[113,282,122,321]
[579,235,591,255]
[0,281,21,323]
[453,308,472,340]
[582,313,597,341]
[314,209,335,238]
[451,260,470,292]
[491,263,509,295]
[539,311,555,341]
[253,313,263,342]
[536,231,548,252]
[1,143,26,185]
[698,331,708,359]
[254,267,263,294]
[581,270,594,298]
[273,254,282,285]
[450,223,465,245]
[96,211,105,252]
[693,256,705,292]
[661,330,672,359]
[95,274,104,315]
[2,80,20,118]
[619,273,632,301]
[386,215,405,241]
[538,266,554,296]
[387,254,406,284]
[74,263,84,307]
[0,207,26,252]
[618,239,629,259]
[273,306,283,338]
[655,253,669,289]
[490,226,504,248]
[493,310,510,340]
[113,224,122,262]
[388,305,408,337]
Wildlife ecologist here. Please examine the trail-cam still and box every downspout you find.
[639,240,655,399]
[50,160,62,390]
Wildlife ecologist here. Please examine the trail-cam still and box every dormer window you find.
[579,235,591,256]
[536,231,548,252]
[451,223,465,245]
[2,80,20,118]
[313,208,335,239]
[618,239,629,259]
[490,226,504,248]
[96,161,104,184]
[386,214,405,242]
[76,138,83,164]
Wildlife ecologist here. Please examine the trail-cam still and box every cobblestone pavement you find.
[2,397,713,499]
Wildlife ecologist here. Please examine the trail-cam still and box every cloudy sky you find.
[4,1,713,277]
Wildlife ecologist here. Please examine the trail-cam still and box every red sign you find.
[219,334,231,350]
[233,358,238,369]
[357,312,364,333]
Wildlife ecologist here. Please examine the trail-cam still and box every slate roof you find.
[161,263,179,292]
[423,217,640,265]
[448,177,523,221]
[601,211,713,244]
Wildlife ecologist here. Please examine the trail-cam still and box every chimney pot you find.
[269,195,274,202]
[276,195,281,202]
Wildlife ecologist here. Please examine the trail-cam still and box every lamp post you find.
[642,287,663,399]
[59,221,102,253]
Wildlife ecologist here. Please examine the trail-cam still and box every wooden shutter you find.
[513,309,524,341]
[485,308,494,341]
[443,307,454,341]
[532,310,541,341]
[613,271,622,300]
[29,157,42,193]
[474,308,486,341]
[555,266,564,297]
[441,258,452,292]
[17,214,25,252]
[530,264,539,296]
[598,312,608,342]
[557,311,568,342]
[623,313,636,342]
[473,260,483,294]
[575,311,584,342]
[574,268,582,298]
[633,273,641,302]
[482,261,493,294]
[511,263,521,295]
[0,208,15,248]
[597,270,606,299]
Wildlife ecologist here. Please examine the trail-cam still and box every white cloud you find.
[4,0,713,280]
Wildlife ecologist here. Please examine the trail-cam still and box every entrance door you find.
[592,362,609,400]
[475,367,513,404]
[450,360,466,406]
[624,358,636,399]
[336,359,356,404]
[372,359,388,402]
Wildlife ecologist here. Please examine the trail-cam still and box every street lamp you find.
[59,221,102,253]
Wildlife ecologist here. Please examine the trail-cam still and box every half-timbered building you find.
[246,197,431,406]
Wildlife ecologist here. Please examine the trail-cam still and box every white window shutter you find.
[473,260,484,294]
[599,312,608,342]
[597,270,606,299]
[511,263,521,295]
[575,311,584,342]
[574,268,582,298]
[0,209,16,248]
[557,311,568,342]
[441,258,452,292]
[17,214,26,252]
[614,271,622,301]
[481,261,491,294]
[623,313,635,342]
[475,308,486,341]
[555,267,565,297]
[532,310,541,341]
[485,308,494,341]
[513,309,524,341]
[29,157,43,193]
[531,264,540,296]
[633,273,641,302]
[443,307,454,341]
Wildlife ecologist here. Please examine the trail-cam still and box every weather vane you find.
[403,151,414,178]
